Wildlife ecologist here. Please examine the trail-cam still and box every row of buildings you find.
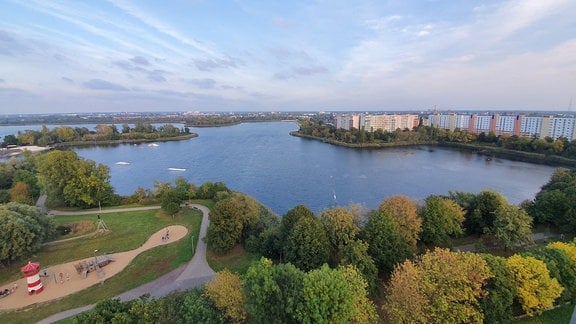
[333,114,420,133]
[332,113,576,141]
[428,113,576,141]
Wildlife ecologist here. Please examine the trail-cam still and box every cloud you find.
[0,30,29,56]
[0,79,4,83]
[148,70,167,82]
[83,79,129,91]
[193,57,240,71]
[184,78,216,89]
[268,47,312,62]
[61,77,74,83]
[274,65,328,80]
[130,55,149,66]
[108,0,219,57]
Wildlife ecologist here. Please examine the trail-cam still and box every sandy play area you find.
[0,225,188,310]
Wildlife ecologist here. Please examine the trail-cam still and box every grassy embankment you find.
[0,205,202,323]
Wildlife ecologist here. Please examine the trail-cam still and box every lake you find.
[36,122,553,215]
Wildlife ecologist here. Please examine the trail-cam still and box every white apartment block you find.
[520,117,542,137]
[495,115,517,135]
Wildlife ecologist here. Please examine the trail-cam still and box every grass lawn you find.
[0,206,202,323]
[207,245,262,274]
[514,303,574,324]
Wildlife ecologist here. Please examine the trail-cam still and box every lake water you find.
[1,122,557,215]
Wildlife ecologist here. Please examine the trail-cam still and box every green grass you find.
[514,303,574,324]
[0,206,202,323]
[206,245,262,274]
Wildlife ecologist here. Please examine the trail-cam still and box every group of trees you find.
[296,118,576,159]
[527,168,576,233]
[384,243,573,322]
[0,153,40,204]
[3,123,191,147]
[74,239,576,323]
[74,257,377,323]
[0,202,56,265]
[36,150,117,208]
[206,190,536,293]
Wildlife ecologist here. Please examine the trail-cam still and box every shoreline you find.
[290,132,576,168]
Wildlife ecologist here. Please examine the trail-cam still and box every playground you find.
[0,225,188,310]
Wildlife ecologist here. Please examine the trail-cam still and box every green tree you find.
[490,204,533,250]
[284,215,329,271]
[182,287,222,324]
[479,254,517,324]
[362,209,412,276]
[318,206,360,266]
[243,257,304,323]
[0,203,56,265]
[339,239,377,292]
[37,150,114,208]
[524,247,576,302]
[206,193,260,254]
[161,187,181,217]
[296,264,377,323]
[529,168,576,232]
[12,169,40,198]
[419,195,465,247]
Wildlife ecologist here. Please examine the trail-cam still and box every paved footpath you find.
[38,204,215,324]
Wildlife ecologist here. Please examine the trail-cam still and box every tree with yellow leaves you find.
[506,254,563,316]
[383,248,492,323]
[204,269,247,323]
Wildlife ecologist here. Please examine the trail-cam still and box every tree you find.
[204,269,247,323]
[161,188,181,217]
[295,264,377,323]
[384,248,492,323]
[529,168,576,232]
[243,257,303,323]
[506,254,563,316]
[524,247,576,302]
[318,206,360,266]
[182,287,222,324]
[490,204,533,250]
[362,209,412,276]
[339,239,378,292]
[0,203,56,265]
[12,169,40,198]
[37,150,114,208]
[479,254,517,323]
[419,195,465,246]
[206,193,260,254]
[284,215,329,271]
[379,195,422,253]
[10,182,32,204]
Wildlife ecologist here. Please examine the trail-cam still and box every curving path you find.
[37,204,215,324]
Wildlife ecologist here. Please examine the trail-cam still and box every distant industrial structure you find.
[428,113,576,141]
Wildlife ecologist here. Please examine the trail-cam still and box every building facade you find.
[428,113,576,141]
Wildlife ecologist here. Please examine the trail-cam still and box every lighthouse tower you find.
[21,262,44,295]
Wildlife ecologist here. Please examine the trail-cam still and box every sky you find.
[0,0,575,114]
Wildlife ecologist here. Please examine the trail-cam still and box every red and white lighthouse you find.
[21,262,43,295]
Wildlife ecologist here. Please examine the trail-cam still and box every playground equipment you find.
[74,255,115,279]
[21,262,43,295]
[96,214,109,233]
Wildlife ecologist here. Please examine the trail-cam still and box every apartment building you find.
[334,113,419,132]
[428,113,576,141]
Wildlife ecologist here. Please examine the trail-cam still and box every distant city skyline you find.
[1,0,575,114]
